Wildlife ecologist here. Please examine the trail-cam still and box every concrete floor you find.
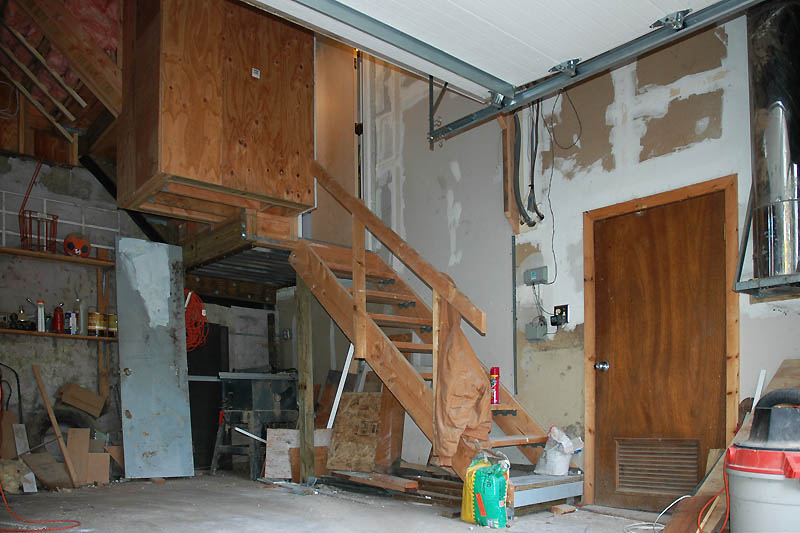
[0,473,650,532]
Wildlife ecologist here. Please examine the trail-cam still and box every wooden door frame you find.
[582,174,739,505]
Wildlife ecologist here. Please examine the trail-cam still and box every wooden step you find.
[349,288,416,306]
[393,342,433,354]
[490,404,517,412]
[489,435,548,448]
[369,313,432,329]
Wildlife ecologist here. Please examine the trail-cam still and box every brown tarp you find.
[434,301,492,462]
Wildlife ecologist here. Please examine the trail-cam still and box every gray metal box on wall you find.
[116,237,194,478]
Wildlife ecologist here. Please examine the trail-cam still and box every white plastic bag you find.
[534,426,583,476]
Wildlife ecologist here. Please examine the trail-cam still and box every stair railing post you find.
[432,290,443,457]
[353,215,367,361]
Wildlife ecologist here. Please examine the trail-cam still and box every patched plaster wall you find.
[515,16,799,447]
[362,16,799,466]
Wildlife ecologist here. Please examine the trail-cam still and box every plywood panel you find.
[133,1,162,192]
[160,0,223,185]
[221,5,314,207]
[326,393,382,472]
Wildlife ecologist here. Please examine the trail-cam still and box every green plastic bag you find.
[461,450,511,528]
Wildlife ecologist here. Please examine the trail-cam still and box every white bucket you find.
[727,466,800,533]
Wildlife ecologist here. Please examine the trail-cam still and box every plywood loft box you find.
[117,0,314,224]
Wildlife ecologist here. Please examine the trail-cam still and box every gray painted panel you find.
[116,238,194,478]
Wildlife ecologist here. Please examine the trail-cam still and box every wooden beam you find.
[0,65,72,142]
[0,20,88,107]
[312,160,487,335]
[182,215,250,269]
[184,275,276,305]
[296,276,314,483]
[582,211,596,504]
[17,0,122,116]
[31,365,78,488]
[497,115,520,234]
[0,42,76,121]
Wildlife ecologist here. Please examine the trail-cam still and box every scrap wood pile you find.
[259,386,464,510]
[0,365,123,493]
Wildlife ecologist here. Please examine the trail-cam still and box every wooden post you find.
[31,365,79,488]
[296,276,314,483]
[96,249,110,402]
[432,290,442,457]
[352,217,366,360]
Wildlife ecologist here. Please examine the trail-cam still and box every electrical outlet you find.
[550,305,568,327]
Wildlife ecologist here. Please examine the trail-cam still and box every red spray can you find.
[490,367,500,404]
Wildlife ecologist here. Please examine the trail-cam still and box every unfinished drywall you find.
[312,37,357,246]
[0,155,145,445]
[514,15,799,452]
[361,57,517,464]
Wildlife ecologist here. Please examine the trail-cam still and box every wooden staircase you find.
[289,162,550,479]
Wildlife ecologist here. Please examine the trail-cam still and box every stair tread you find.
[349,288,416,305]
[490,435,548,447]
[369,313,432,328]
[490,404,517,411]
[393,341,433,354]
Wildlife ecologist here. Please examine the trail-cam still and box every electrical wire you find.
[0,81,19,120]
[0,363,22,423]
[527,102,545,221]
[543,89,582,150]
[513,114,537,227]
[0,386,80,531]
[0,381,10,411]
[184,290,209,351]
[623,494,692,532]
[697,455,730,533]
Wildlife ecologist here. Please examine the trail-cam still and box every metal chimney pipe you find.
[748,2,800,278]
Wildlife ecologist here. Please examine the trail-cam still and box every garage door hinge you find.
[548,58,581,78]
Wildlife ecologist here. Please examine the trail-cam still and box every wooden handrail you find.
[312,161,486,335]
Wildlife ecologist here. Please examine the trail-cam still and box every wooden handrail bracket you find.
[312,160,487,335]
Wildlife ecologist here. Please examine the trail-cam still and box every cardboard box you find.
[58,383,104,417]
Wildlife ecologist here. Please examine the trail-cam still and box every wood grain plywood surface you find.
[160,0,223,185]
[221,4,314,207]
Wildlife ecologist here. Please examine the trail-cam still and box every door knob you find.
[595,361,610,372]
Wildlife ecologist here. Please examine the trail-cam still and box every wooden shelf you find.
[0,328,118,342]
[0,247,114,268]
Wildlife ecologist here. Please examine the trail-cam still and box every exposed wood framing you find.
[289,241,435,442]
[0,65,72,141]
[497,115,520,234]
[352,217,367,359]
[583,174,739,505]
[0,21,88,107]
[0,42,76,121]
[184,275,277,305]
[182,216,252,270]
[313,160,487,334]
[17,0,122,116]
[296,276,314,482]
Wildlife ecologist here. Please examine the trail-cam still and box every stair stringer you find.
[289,240,435,442]
[372,256,549,466]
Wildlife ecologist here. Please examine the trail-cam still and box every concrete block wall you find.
[0,155,145,440]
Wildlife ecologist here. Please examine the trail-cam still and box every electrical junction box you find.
[523,266,548,285]
[525,316,548,341]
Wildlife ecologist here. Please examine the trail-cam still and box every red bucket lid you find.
[727,446,800,478]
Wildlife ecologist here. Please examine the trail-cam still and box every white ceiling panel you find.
[247,0,728,99]
[336,0,718,87]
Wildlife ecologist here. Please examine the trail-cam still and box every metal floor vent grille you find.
[616,438,700,495]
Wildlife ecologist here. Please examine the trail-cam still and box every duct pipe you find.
[748,2,800,277]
